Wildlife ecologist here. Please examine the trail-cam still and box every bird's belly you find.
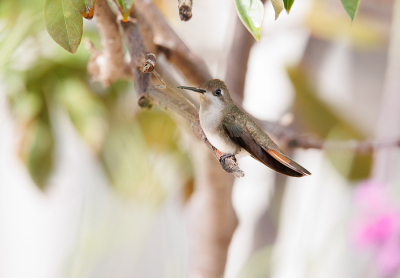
[204,129,238,154]
[200,108,238,154]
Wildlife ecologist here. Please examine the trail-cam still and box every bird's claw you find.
[219,154,236,163]
[219,154,244,178]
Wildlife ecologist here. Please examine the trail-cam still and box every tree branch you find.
[289,136,400,153]
[262,123,400,153]
[135,0,212,85]
[186,144,237,278]
[121,19,151,99]
[88,0,131,86]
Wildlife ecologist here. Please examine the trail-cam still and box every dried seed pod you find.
[142,52,156,73]
[178,0,193,21]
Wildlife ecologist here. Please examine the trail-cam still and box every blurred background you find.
[1,0,400,277]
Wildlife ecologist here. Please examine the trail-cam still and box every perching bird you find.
[178,79,311,177]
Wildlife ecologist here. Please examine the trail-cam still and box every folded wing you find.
[223,115,311,177]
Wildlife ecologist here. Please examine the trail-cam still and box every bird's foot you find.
[219,154,236,163]
[219,154,244,178]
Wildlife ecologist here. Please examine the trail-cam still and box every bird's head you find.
[178,79,233,110]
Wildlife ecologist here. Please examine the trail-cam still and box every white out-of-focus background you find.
[1,0,400,277]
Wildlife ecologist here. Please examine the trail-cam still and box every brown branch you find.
[135,0,212,85]
[178,0,193,21]
[121,19,151,99]
[291,137,400,153]
[186,144,237,278]
[265,125,400,154]
[88,0,131,86]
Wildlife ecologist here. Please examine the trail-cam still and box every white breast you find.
[199,106,238,154]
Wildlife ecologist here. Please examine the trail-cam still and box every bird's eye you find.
[214,89,222,96]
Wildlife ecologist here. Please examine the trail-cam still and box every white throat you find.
[199,104,238,154]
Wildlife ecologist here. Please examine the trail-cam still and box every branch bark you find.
[121,19,151,99]
[135,0,212,85]
[266,125,400,153]
[88,0,131,86]
[186,144,237,278]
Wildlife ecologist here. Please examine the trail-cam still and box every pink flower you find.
[353,212,399,248]
[354,180,389,210]
[351,180,400,277]
[379,240,400,277]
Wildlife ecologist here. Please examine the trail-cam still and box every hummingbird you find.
[178,79,311,177]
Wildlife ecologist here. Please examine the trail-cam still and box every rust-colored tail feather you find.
[266,149,311,177]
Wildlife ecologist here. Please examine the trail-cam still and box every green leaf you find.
[340,0,359,21]
[271,0,284,19]
[114,0,135,22]
[56,78,108,151]
[16,94,54,190]
[44,0,83,53]
[283,0,295,13]
[26,120,55,189]
[71,0,97,19]
[234,0,265,41]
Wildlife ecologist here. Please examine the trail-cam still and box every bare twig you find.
[121,19,151,99]
[178,0,193,21]
[88,0,131,86]
[260,122,400,153]
[289,136,400,153]
[135,0,212,85]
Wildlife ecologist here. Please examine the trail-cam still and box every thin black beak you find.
[177,86,206,94]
